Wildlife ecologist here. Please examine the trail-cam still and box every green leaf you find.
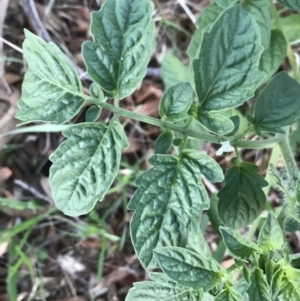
[126,281,203,301]
[249,72,300,134]
[225,115,241,137]
[16,30,85,124]
[242,0,271,49]
[258,212,285,251]
[82,0,155,100]
[49,121,129,216]
[153,246,222,291]
[194,5,265,113]
[196,113,235,135]
[215,0,236,8]
[215,285,243,301]
[259,30,287,82]
[277,0,300,11]
[89,82,104,102]
[85,105,101,122]
[219,227,259,258]
[159,83,194,122]
[154,131,174,154]
[161,53,192,90]
[279,275,300,301]
[187,3,224,59]
[247,268,271,301]
[280,14,300,43]
[270,268,284,299]
[128,150,224,268]
[217,162,268,228]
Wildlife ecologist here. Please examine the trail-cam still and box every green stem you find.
[278,128,298,176]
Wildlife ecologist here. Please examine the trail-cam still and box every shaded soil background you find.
[0,0,300,300]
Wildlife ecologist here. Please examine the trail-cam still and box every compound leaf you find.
[242,0,272,49]
[50,121,128,216]
[161,53,192,89]
[277,0,300,11]
[187,3,224,59]
[159,83,194,122]
[194,5,265,113]
[220,227,259,258]
[258,212,285,251]
[128,150,224,268]
[218,162,268,229]
[215,285,243,301]
[247,268,271,301]
[154,246,222,291]
[16,30,85,124]
[125,280,203,301]
[82,0,155,100]
[249,72,300,134]
[196,113,235,135]
[259,30,287,82]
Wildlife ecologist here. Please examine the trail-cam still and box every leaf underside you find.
[194,5,265,113]
[82,0,155,100]
[128,150,223,268]
[17,30,85,124]
[50,121,128,216]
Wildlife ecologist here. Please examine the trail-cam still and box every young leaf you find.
[161,53,192,89]
[194,5,265,113]
[270,268,284,299]
[125,280,203,301]
[247,268,271,301]
[154,131,173,154]
[196,113,235,135]
[16,30,85,124]
[280,14,300,43]
[219,227,259,258]
[153,246,223,291]
[279,275,300,301]
[242,0,271,49]
[187,3,224,59]
[257,212,285,251]
[259,30,287,82]
[82,0,155,100]
[218,162,268,229]
[89,82,104,102]
[49,121,129,216]
[277,0,300,11]
[248,72,300,134]
[128,150,224,268]
[159,83,194,122]
[85,105,101,122]
[215,0,236,8]
[215,285,243,301]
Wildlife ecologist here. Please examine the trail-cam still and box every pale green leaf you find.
[242,0,272,49]
[89,82,104,102]
[217,162,268,228]
[159,83,194,122]
[194,5,265,112]
[82,0,155,100]
[196,113,234,135]
[187,3,224,59]
[219,227,259,258]
[258,212,285,251]
[161,53,192,89]
[247,268,271,301]
[277,0,300,11]
[125,281,203,301]
[128,150,224,268]
[16,30,85,124]
[154,246,222,291]
[154,131,173,154]
[215,0,236,8]
[50,121,129,216]
[259,30,287,82]
[249,72,300,134]
[215,285,243,301]
[85,105,101,122]
[279,276,300,301]
[271,269,284,299]
[280,14,300,43]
